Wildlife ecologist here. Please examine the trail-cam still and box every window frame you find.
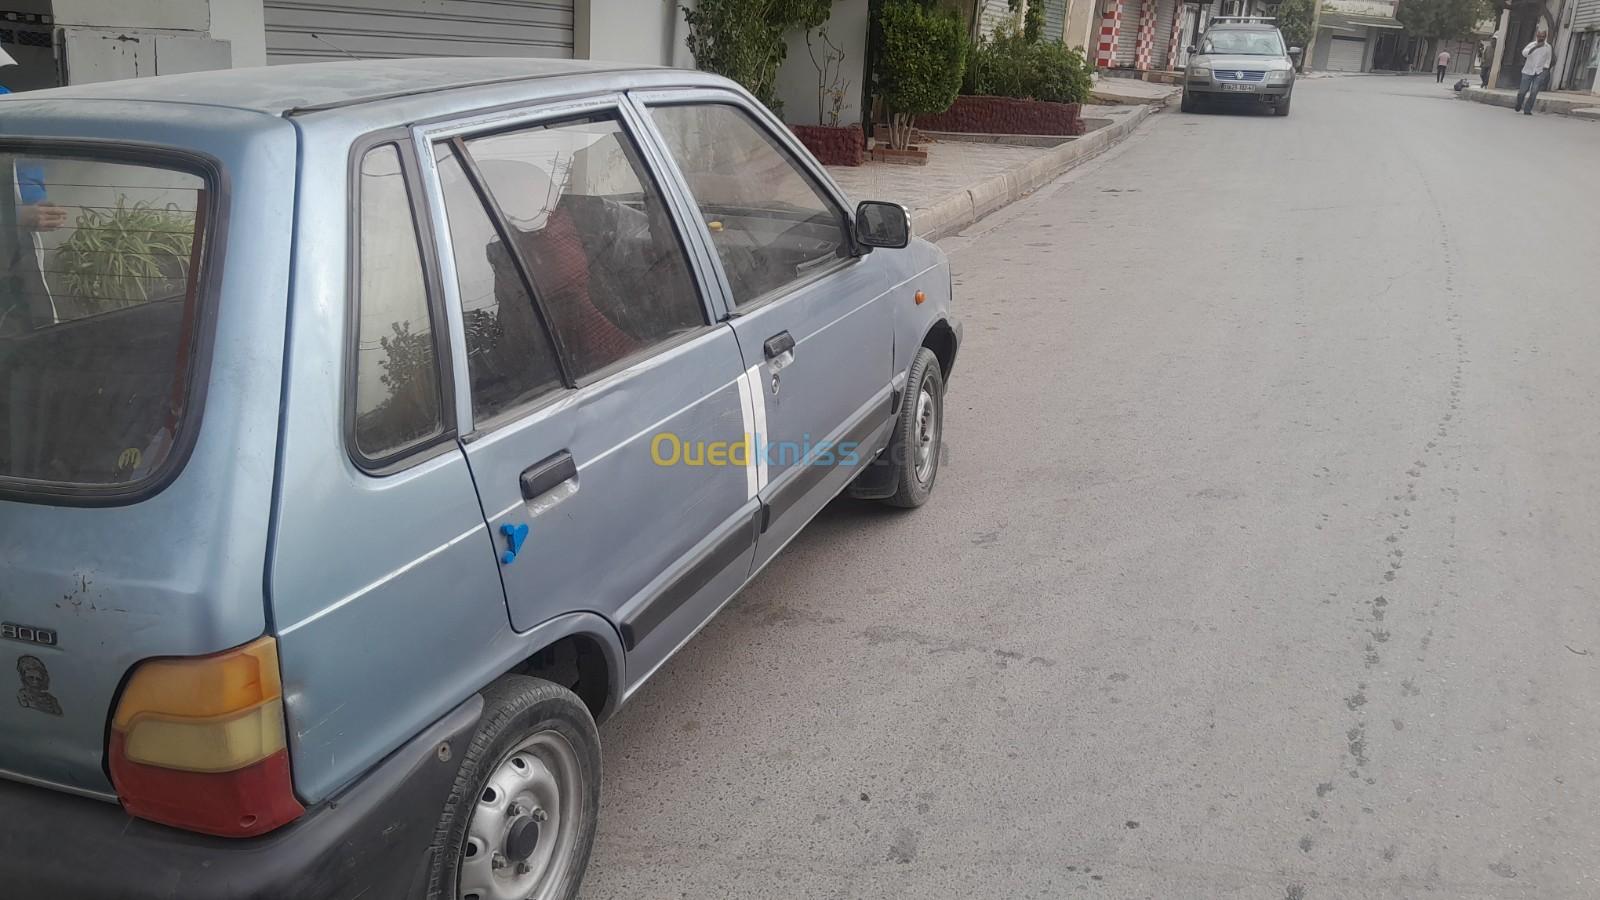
[413,97,721,438]
[0,138,227,507]
[345,129,459,476]
[628,89,864,316]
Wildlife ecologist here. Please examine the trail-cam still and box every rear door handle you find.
[521,450,577,501]
[763,331,795,360]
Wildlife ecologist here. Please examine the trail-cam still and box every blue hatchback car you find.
[0,59,959,899]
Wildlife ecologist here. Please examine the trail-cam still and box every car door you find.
[415,97,758,689]
[633,93,896,571]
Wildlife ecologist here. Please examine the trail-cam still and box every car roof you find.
[1205,23,1282,31]
[4,58,678,117]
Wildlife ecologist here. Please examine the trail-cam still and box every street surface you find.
[583,76,1600,898]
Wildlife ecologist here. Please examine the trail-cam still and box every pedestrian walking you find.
[1480,38,1495,87]
[1436,48,1452,82]
[1515,29,1554,114]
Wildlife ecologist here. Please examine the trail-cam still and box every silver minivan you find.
[0,59,959,899]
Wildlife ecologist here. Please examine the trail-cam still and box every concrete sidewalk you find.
[1459,84,1600,118]
[826,102,1162,241]
[1089,76,1182,106]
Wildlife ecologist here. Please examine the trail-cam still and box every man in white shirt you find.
[1436,48,1452,83]
[1516,28,1554,115]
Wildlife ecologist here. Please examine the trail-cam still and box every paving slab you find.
[1090,75,1183,106]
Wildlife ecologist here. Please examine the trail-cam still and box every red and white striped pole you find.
[1096,0,1124,68]
[1136,0,1157,71]
[1167,1,1185,70]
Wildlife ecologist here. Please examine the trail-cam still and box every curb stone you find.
[914,103,1160,241]
[1458,85,1600,118]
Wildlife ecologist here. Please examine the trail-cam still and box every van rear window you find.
[0,152,210,496]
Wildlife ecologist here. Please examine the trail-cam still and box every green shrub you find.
[1026,40,1094,104]
[877,0,968,148]
[54,197,195,312]
[963,28,1093,105]
[682,0,831,113]
[1009,0,1045,43]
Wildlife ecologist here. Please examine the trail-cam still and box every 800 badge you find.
[1,622,57,648]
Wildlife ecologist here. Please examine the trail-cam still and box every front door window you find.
[648,103,849,308]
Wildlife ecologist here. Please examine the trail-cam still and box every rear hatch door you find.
[0,102,295,797]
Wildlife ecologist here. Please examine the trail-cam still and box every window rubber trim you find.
[345,129,460,477]
[628,96,864,314]
[444,136,577,389]
[0,139,229,508]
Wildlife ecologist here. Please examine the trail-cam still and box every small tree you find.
[878,0,968,149]
[1396,0,1494,59]
[682,0,832,113]
[807,26,853,126]
[1273,0,1315,64]
[1008,0,1045,43]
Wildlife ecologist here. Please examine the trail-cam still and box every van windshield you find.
[0,153,209,493]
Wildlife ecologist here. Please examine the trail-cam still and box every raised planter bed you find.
[913,95,1086,137]
[789,124,864,167]
[919,130,1070,147]
[869,145,928,166]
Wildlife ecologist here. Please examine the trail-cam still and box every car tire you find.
[1181,90,1197,113]
[1275,96,1292,116]
[883,347,945,509]
[427,676,601,900]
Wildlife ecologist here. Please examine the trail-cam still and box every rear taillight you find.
[108,636,305,837]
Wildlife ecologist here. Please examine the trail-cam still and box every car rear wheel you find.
[883,347,945,509]
[429,676,601,900]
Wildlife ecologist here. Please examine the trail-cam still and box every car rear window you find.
[0,151,211,496]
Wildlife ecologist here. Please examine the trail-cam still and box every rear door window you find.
[433,143,565,422]
[445,114,706,387]
[0,152,210,494]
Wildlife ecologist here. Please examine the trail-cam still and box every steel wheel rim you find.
[913,384,938,484]
[458,730,584,900]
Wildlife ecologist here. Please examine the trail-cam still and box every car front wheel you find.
[429,676,601,900]
[1181,90,1198,113]
[884,347,945,509]
[1275,96,1292,116]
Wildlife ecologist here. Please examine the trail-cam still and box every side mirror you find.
[1289,46,1303,57]
[1188,44,1197,54]
[855,201,911,250]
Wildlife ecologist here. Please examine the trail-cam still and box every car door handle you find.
[763,331,795,359]
[520,450,577,501]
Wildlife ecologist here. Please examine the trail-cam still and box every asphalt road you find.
[582,76,1600,899]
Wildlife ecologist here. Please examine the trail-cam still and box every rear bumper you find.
[0,694,481,900]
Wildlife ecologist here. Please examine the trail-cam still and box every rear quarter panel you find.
[0,101,296,796]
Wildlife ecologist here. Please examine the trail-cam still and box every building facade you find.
[1485,0,1566,88]
[1555,0,1600,92]
[0,1,690,93]
[1093,0,1186,71]
[1308,0,1400,73]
